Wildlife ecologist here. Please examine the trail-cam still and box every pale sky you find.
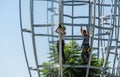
[0,0,119,77]
[0,0,50,77]
[0,0,29,77]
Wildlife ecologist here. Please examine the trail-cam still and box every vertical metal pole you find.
[30,0,40,77]
[102,0,114,76]
[98,0,101,59]
[100,0,105,60]
[59,32,63,77]
[86,0,96,77]
[117,52,120,75]
[47,0,49,36]
[112,0,118,75]
[117,0,120,75]
[19,0,32,77]
[58,0,63,77]
[102,0,106,61]
[59,0,62,24]
[72,0,74,40]
[62,0,64,24]
[51,0,54,42]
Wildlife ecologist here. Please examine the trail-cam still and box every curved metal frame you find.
[19,0,120,77]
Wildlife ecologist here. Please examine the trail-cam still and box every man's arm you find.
[55,27,60,33]
[55,28,58,33]
[80,25,83,35]
[55,28,57,33]
[86,26,89,36]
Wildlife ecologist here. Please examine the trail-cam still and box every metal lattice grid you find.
[19,0,120,77]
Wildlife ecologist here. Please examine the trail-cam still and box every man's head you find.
[83,30,87,36]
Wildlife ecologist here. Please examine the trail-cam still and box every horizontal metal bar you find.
[38,64,60,68]
[63,14,118,20]
[33,0,119,7]
[96,3,119,7]
[63,1,118,7]
[105,46,120,50]
[63,14,73,18]
[47,8,56,12]
[62,23,115,28]
[34,34,117,41]
[49,41,57,44]
[99,15,119,19]
[63,35,110,40]
[94,38,117,41]
[33,24,54,27]
[95,33,110,36]
[62,23,89,26]
[62,65,105,69]
[34,34,82,39]
[38,64,108,70]
[34,34,58,37]
[33,0,58,3]
[52,36,117,41]
[96,46,120,50]
[29,67,37,71]
[63,0,89,4]
[95,25,113,30]
[109,52,118,55]
[65,35,82,40]
[63,14,99,19]
[65,37,117,41]
[22,29,31,33]
[73,16,99,19]
[62,2,118,7]
[102,23,113,25]
[95,74,108,76]
[65,37,82,40]
[66,35,82,37]
[63,4,87,6]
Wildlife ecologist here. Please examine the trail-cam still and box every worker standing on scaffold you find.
[80,24,90,64]
[55,24,66,64]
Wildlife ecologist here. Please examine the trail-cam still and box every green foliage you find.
[41,40,104,77]
[41,62,59,77]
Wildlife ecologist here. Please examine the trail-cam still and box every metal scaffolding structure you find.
[19,0,120,77]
